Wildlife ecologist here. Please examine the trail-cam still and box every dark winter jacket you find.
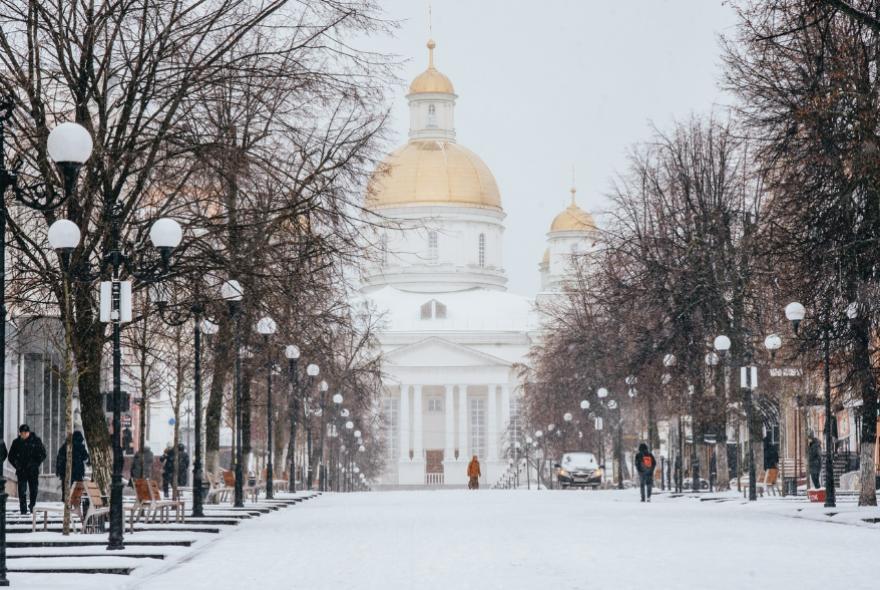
[131,447,155,480]
[763,439,779,470]
[808,439,822,472]
[634,445,656,475]
[177,447,190,486]
[160,448,175,480]
[8,433,47,474]
[55,432,89,483]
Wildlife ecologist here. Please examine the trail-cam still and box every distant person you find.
[8,424,47,514]
[763,434,779,495]
[130,445,155,485]
[634,443,657,503]
[122,427,134,455]
[467,455,481,490]
[808,435,822,489]
[55,431,89,485]
[160,443,175,497]
[177,443,190,487]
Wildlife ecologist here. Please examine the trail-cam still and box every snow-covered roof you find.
[362,286,536,333]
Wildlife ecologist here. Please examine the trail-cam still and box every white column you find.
[488,384,498,461]
[458,385,468,460]
[413,385,423,461]
[399,385,410,462]
[444,385,455,461]
[501,384,511,443]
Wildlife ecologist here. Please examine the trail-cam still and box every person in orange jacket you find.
[467,455,481,490]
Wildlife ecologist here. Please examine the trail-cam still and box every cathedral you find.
[362,39,598,488]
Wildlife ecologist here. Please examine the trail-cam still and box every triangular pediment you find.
[385,337,511,368]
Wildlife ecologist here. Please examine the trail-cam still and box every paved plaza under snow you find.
[18,489,879,590]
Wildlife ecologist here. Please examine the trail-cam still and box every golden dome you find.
[367,140,501,209]
[550,187,596,232]
[409,39,455,95]
[541,248,550,265]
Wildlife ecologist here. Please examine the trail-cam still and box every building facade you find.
[363,40,597,488]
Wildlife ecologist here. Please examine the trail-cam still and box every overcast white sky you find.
[367,0,739,295]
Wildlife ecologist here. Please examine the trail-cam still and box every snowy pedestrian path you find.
[127,489,877,590]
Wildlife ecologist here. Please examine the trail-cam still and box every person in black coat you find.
[176,444,190,487]
[7,424,47,514]
[808,435,822,488]
[160,444,175,497]
[634,442,657,503]
[55,431,89,486]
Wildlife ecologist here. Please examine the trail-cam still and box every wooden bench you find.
[204,471,230,504]
[149,480,184,523]
[82,481,112,533]
[31,481,85,532]
[260,468,290,494]
[222,470,258,503]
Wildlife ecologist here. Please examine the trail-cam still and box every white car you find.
[555,452,603,489]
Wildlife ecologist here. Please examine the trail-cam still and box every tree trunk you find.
[73,306,111,493]
[715,442,730,491]
[853,317,878,506]
[205,318,233,473]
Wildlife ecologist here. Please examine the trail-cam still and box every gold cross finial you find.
[427,3,435,67]
[570,165,577,205]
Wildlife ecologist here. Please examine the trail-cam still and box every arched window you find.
[420,299,447,320]
[428,231,438,263]
[427,104,437,128]
[478,233,486,268]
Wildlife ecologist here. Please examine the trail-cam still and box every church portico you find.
[386,361,515,487]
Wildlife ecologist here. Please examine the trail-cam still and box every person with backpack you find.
[634,442,657,503]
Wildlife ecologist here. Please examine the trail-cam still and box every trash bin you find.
[783,477,797,496]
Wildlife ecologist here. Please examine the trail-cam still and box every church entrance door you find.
[426,450,444,485]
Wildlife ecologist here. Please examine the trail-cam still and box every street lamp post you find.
[1,108,93,581]
[305,363,319,488]
[317,379,329,491]
[285,345,300,491]
[221,280,245,507]
[534,430,544,488]
[524,436,533,490]
[256,317,277,498]
[714,334,758,502]
[50,207,182,550]
[149,292,218,518]
[332,394,343,491]
[786,301,836,508]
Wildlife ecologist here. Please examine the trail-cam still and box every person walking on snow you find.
[160,443,175,497]
[808,435,822,489]
[55,431,89,485]
[177,443,190,487]
[8,424,47,514]
[634,442,656,502]
[467,455,481,490]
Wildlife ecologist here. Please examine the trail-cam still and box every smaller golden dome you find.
[541,248,550,265]
[409,39,455,94]
[550,187,596,232]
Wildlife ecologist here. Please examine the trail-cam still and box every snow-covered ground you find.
[16,489,880,589]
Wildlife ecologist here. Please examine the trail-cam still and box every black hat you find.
[18,424,29,433]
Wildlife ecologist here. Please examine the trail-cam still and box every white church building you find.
[362,39,599,488]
